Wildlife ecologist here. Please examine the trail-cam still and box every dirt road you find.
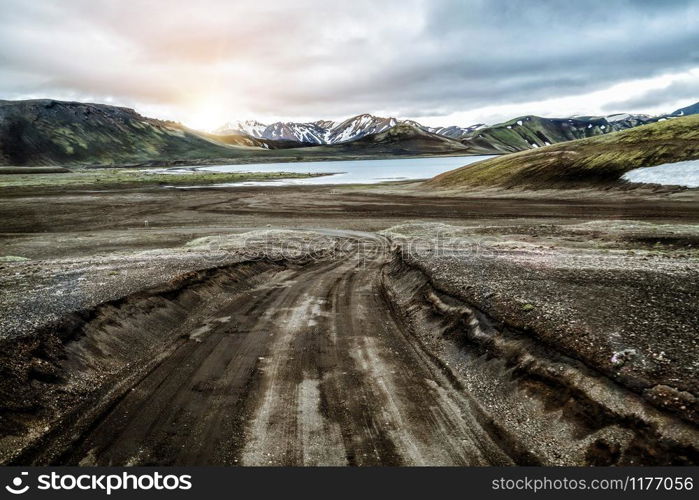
[48,240,511,466]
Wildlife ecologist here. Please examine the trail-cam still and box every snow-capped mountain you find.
[325,114,398,143]
[425,124,486,138]
[217,119,327,144]
[605,113,652,123]
[217,120,268,138]
[215,114,465,145]
[260,122,328,144]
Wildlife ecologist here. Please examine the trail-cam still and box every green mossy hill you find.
[427,114,699,189]
[0,99,267,167]
[459,114,660,154]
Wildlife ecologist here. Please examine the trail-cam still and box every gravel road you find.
[40,240,513,466]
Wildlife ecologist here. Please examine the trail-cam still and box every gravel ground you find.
[383,221,699,423]
[1,182,697,464]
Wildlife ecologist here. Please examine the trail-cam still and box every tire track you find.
[53,240,519,466]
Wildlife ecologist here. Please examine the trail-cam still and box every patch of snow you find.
[622,159,699,188]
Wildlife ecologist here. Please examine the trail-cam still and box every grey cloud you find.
[0,0,697,122]
[602,79,699,112]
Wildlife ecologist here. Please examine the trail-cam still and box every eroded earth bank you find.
[1,184,698,465]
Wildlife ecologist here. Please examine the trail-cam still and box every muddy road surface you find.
[31,241,508,466]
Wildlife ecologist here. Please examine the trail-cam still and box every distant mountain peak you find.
[672,101,699,117]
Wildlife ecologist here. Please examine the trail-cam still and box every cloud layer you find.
[1,0,697,128]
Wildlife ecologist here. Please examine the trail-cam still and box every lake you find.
[622,159,699,188]
[193,155,492,186]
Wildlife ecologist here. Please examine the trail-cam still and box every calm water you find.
[623,159,699,188]
[192,155,492,186]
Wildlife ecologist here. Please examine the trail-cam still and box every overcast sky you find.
[1,0,698,129]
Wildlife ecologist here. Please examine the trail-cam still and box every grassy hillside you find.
[427,114,699,189]
[0,99,265,166]
[458,114,658,154]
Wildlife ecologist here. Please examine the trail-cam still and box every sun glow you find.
[184,101,230,132]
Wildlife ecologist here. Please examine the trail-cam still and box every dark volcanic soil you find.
[0,182,698,465]
[30,246,517,466]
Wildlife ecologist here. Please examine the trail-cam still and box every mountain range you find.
[0,98,697,167]
[215,111,671,149]
[217,114,403,144]
[218,115,488,145]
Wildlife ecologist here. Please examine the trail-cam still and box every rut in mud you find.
[2,240,698,466]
